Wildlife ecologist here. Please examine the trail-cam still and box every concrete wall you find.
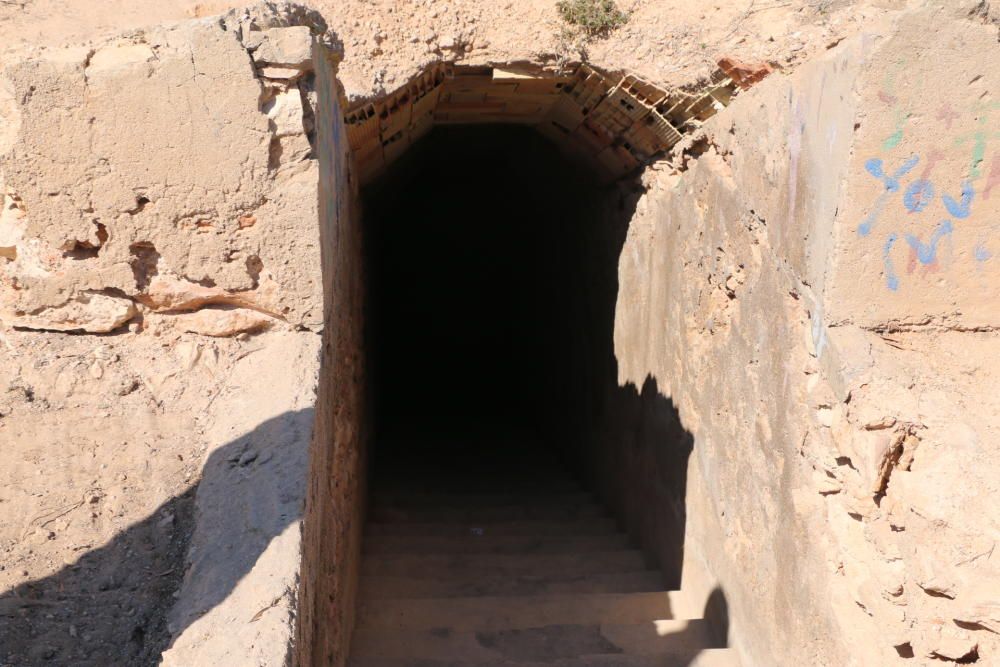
[295,28,367,667]
[610,5,1000,665]
[2,2,997,666]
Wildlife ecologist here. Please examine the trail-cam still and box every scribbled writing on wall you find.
[856,89,998,291]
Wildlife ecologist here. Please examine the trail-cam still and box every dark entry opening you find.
[363,125,622,468]
[348,123,726,664]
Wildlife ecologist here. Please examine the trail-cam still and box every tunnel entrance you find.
[346,122,729,665]
[364,124,618,466]
[304,60,743,666]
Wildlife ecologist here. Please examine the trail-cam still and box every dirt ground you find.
[0,328,246,665]
[0,0,894,99]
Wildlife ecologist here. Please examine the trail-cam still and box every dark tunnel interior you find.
[359,122,698,597]
[362,124,629,482]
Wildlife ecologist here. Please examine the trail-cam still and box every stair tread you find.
[348,647,737,667]
[371,505,607,523]
[356,592,700,631]
[351,454,731,667]
[367,518,618,537]
[372,491,594,508]
[374,485,585,495]
[360,551,650,577]
[350,620,720,661]
[363,534,629,555]
[360,571,665,598]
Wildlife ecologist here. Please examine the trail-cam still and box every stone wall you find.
[610,5,1000,665]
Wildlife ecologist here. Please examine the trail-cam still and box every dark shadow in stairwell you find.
[0,409,312,667]
[360,124,718,661]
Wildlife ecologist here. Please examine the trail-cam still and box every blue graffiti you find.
[883,233,899,291]
[942,181,974,219]
[858,155,919,236]
[903,179,934,213]
[975,243,992,262]
[904,219,953,265]
[865,156,920,192]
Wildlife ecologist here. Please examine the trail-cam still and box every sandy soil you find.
[0,0,892,99]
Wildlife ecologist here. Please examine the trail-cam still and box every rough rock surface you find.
[1,1,998,666]
[611,5,1000,664]
[0,4,343,665]
[1,0,896,101]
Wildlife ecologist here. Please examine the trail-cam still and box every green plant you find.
[556,0,629,38]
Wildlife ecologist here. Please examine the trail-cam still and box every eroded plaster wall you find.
[0,4,351,665]
[612,6,1000,665]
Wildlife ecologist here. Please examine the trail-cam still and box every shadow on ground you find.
[0,408,312,666]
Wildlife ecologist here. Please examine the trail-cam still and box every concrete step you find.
[373,480,586,494]
[350,619,719,661]
[360,551,650,578]
[360,571,665,599]
[363,533,629,555]
[348,649,737,667]
[372,491,594,508]
[366,518,618,537]
[355,592,699,632]
[370,503,607,523]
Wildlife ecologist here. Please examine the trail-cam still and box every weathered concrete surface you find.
[0,4,328,335]
[0,4,349,665]
[612,5,1000,665]
[2,1,998,666]
[294,27,367,667]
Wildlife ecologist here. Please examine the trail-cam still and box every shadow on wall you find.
[0,408,313,666]
[591,375,694,588]
[526,135,728,654]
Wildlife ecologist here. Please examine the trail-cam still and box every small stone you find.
[265,89,305,137]
[173,308,276,338]
[716,56,773,90]
[258,65,307,81]
[92,345,114,361]
[864,416,897,430]
[929,637,977,661]
[5,292,135,333]
[954,592,1000,633]
[245,26,313,69]
[917,577,956,599]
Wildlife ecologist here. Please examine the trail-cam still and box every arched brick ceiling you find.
[344,62,735,185]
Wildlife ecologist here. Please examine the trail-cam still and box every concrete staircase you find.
[347,449,736,667]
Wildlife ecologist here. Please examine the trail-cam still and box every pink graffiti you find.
[878,90,897,106]
[906,248,940,276]
[982,153,1000,200]
[916,148,945,182]
[936,103,960,130]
